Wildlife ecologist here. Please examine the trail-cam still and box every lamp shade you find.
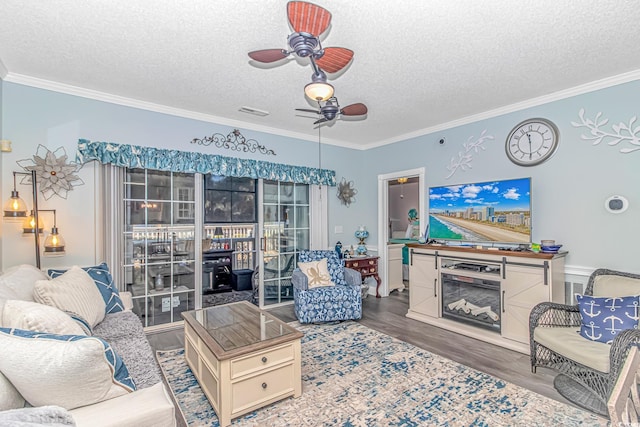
[304,81,334,101]
[3,190,28,218]
[44,226,65,254]
[22,211,44,234]
[213,226,224,239]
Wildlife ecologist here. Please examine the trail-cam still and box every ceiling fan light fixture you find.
[304,81,334,101]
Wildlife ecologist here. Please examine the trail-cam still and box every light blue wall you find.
[359,80,640,271]
[1,80,638,272]
[0,82,364,270]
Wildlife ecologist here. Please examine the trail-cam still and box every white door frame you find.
[377,167,425,297]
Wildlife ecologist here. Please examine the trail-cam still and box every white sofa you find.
[0,264,176,427]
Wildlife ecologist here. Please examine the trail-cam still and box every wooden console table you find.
[344,256,381,298]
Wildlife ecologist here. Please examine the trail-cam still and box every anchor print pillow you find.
[576,294,639,344]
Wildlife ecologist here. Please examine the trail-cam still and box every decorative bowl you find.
[541,244,562,253]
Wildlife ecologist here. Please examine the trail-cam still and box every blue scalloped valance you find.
[76,139,336,186]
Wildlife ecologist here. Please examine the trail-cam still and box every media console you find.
[406,244,567,354]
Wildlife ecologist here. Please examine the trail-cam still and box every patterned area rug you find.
[201,290,254,307]
[156,321,606,426]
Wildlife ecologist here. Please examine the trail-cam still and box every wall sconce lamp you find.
[3,170,66,268]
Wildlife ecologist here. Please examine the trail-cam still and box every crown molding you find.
[4,69,639,151]
[361,70,640,150]
[2,72,360,149]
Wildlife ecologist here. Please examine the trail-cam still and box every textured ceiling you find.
[1,1,640,149]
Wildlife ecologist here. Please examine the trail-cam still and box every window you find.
[204,176,256,223]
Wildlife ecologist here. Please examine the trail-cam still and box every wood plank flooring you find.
[147,290,570,408]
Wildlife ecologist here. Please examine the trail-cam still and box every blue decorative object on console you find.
[354,226,369,256]
[577,294,639,344]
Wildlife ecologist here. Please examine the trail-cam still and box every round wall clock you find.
[505,118,559,166]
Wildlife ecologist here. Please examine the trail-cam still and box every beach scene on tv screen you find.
[429,178,531,243]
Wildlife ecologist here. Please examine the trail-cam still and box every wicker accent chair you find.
[530,268,640,416]
[292,250,362,324]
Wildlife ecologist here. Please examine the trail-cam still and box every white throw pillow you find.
[33,266,106,329]
[0,264,49,301]
[298,258,335,289]
[0,328,136,410]
[1,300,86,336]
[0,371,25,411]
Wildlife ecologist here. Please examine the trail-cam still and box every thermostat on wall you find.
[604,195,628,214]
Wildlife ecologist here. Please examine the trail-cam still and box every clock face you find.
[505,118,559,166]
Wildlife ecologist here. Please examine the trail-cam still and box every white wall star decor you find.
[17,145,84,200]
[571,108,640,154]
[445,130,494,179]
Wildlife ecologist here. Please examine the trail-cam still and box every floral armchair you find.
[292,250,362,323]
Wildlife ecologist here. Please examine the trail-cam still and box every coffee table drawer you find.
[231,364,295,413]
[231,343,294,379]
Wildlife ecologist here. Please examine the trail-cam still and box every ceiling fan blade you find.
[340,103,368,116]
[315,48,354,73]
[248,49,288,63]
[295,108,321,114]
[287,1,332,36]
[313,117,330,125]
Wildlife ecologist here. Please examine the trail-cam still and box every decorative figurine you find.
[335,241,343,258]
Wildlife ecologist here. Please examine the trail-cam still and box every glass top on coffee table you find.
[182,301,302,355]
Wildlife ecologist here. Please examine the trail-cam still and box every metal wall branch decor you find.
[191,129,276,156]
[445,130,494,179]
[17,144,84,200]
[337,177,357,206]
[571,108,640,154]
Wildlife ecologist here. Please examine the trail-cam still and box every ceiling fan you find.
[296,97,368,125]
[248,1,354,101]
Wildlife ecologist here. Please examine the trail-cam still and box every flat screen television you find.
[428,177,532,244]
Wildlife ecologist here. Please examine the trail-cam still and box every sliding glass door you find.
[116,169,316,327]
[122,169,196,328]
[261,180,310,306]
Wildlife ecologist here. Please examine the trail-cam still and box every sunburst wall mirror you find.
[337,177,357,206]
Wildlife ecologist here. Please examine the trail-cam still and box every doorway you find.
[376,167,425,298]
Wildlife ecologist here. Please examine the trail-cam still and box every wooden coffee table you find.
[182,301,303,427]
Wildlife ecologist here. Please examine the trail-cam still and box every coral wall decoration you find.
[571,108,640,154]
[445,130,494,179]
[17,144,84,200]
